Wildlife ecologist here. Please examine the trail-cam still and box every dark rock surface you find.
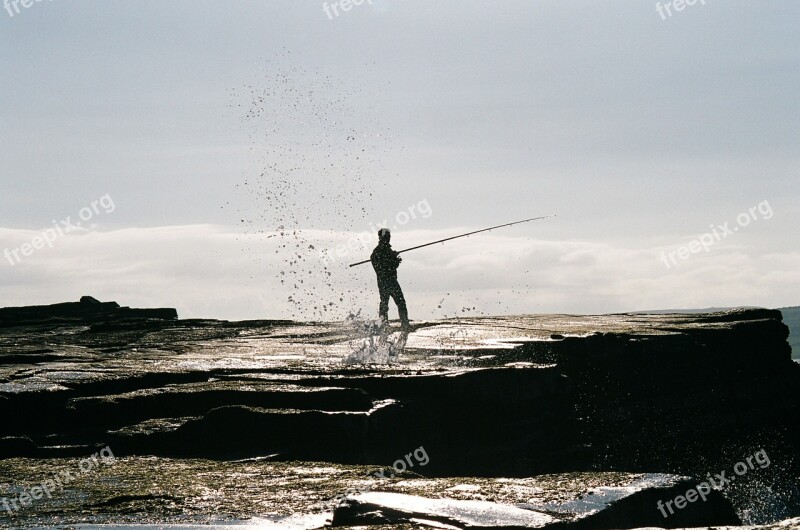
[332,473,739,528]
[0,306,798,527]
[0,458,740,529]
[0,296,177,327]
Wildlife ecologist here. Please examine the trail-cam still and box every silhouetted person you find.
[370,228,410,331]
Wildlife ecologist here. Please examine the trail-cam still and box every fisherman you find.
[370,228,410,331]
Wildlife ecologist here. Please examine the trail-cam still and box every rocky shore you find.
[0,299,798,528]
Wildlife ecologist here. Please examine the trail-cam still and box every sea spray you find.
[343,311,407,365]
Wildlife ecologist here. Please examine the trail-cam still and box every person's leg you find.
[390,281,410,329]
[378,284,390,324]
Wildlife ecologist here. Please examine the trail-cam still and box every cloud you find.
[0,224,797,321]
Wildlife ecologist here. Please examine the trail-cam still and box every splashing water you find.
[229,53,399,322]
[343,312,408,365]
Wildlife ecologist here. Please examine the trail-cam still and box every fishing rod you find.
[348,214,556,267]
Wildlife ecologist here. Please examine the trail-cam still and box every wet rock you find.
[332,474,739,529]
[0,308,797,525]
[0,457,741,529]
[124,404,377,461]
[67,381,372,431]
[109,366,576,474]
[334,492,558,528]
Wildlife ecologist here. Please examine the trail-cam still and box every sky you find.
[1,1,798,320]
